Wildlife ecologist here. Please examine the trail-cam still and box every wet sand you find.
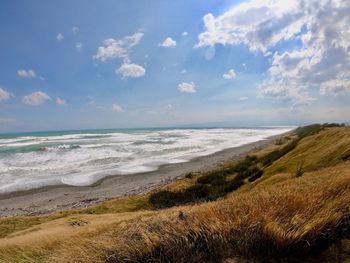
[0,135,282,217]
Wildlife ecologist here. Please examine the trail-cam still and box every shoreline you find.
[0,134,284,217]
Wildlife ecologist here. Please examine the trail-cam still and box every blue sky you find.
[0,0,349,132]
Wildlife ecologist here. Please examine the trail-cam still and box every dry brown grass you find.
[1,161,349,263]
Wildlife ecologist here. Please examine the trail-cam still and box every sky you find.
[0,0,349,132]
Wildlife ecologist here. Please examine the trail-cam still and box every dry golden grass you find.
[0,194,151,240]
[1,161,349,263]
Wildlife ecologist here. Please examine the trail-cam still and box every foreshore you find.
[0,134,284,217]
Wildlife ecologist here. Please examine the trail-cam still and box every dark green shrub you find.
[295,124,323,138]
[248,169,263,182]
[197,173,225,185]
[183,184,211,200]
[322,123,345,128]
[185,172,194,179]
[149,190,180,209]
[149,185,213,209]
[341,151,350,161]
[235,166,261,181]
[294,123,343,140]
[229,155,258,173]
[224,179,244,193]
[259,139,299,166]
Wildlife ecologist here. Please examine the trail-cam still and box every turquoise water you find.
[0,127,294,194]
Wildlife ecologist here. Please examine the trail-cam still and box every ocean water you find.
[0,127,294,194]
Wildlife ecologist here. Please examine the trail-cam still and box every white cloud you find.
[196,0,302,52]
[22,91,51,106]
[116,62,146,78]
[76,42,82,51]
[182,32,188,36]
[72,26,79,34]
[112,104,124,113]
[17,69,36,78]
[56,97,66,105]
[57,33,64,41]
[160,37,176,48]
[320,79,350,96]
[259,78,315,107]
[197,0,350,104]
[178,82,196,93]
[181,69,187,74]
[223,69,237,79]
[239,96,249,101]
[0,87,12,102]
[93,32,144,61]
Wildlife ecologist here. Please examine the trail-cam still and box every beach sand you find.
[0,135,281,217]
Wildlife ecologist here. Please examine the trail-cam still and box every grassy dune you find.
[264,126,350,177]
[0,125,349,262]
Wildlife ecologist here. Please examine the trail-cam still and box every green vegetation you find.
[259,138,299,166]
[149,155,260,209]
[295,123,344,138]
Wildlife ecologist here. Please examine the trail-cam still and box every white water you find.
[0,127,294,194]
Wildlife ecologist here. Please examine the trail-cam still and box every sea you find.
[0,127,294,194]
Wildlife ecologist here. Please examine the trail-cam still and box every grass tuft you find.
[294,160,305,178]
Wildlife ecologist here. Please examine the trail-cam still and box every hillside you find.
[0,125,349,262]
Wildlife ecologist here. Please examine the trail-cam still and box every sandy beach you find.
[0,135,281,217]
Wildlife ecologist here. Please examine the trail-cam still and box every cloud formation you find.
[93,32,144,61]
[160,37,176,48]
[223,69,236,79]
[72,26,79,34]
[197,0,350,104]
[57,33,64,41]
[0,87,12,102]
[116,62,146,78]
[22,91,51,106]
[178,82,196,93]
[17,69,36,78]
[111,104,124,113]
[76,42,82,51]
[56,97,66,105]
